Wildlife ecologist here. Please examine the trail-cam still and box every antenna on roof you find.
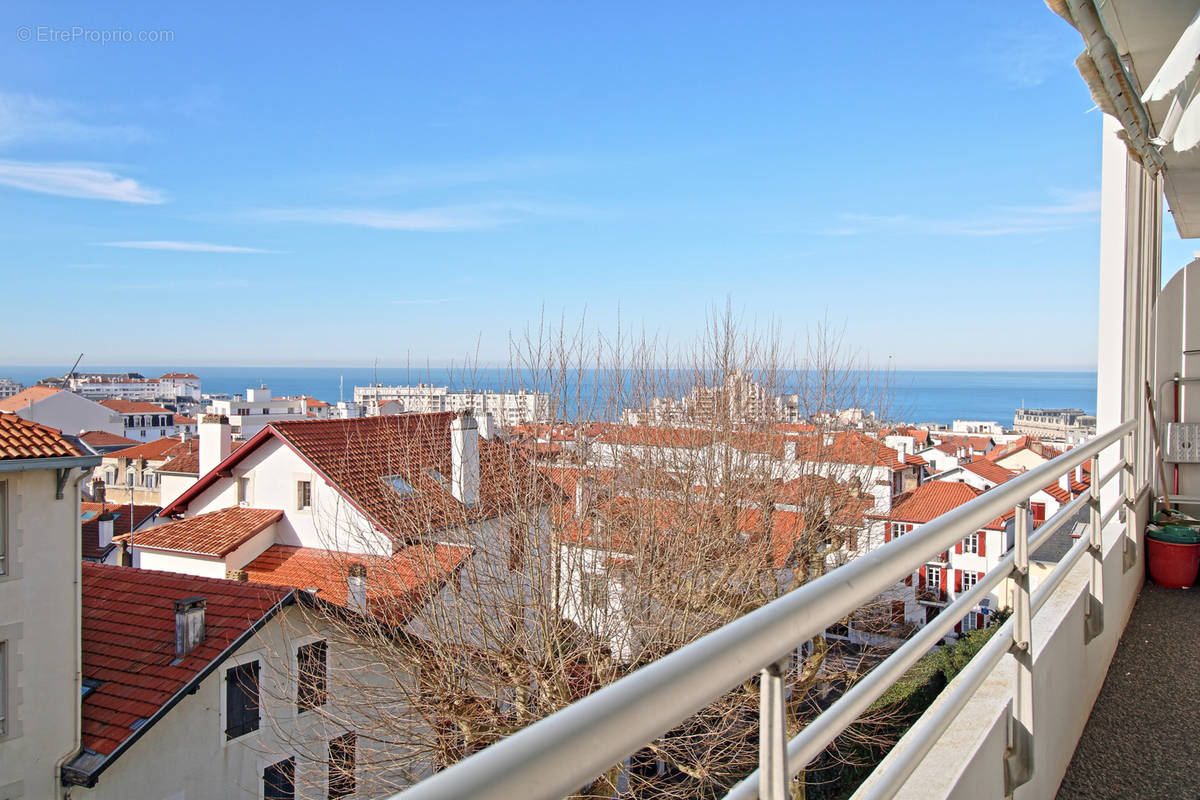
[340,375,344,403]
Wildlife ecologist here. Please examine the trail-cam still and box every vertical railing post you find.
[759,656,789,800]
[1122,431,1138,572]
[1085,455,1105,642]
[1005,500,1034,795]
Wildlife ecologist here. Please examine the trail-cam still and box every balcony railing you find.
[393,421,1137,800]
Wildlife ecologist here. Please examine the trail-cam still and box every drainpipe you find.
[1053,0,1166,174]
[56,465,94,797]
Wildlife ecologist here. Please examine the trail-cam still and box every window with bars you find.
[328,731,357,799]
[225,661,260,739]
[264,757,295,800]
[297,640,328,711]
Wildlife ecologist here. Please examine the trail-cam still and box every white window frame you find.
[890,522,911,539]
[963,532,980,554]
[961,570,981,591]
[296,480,312,511]
[927,566,941,590]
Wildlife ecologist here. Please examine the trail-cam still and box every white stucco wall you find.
[14,392,123,436]
[184,438,391,556]
[0,466,88,800]
[72,604,415,800]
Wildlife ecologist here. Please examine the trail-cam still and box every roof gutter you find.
[1050,0,1166,174]
[61,590,299,788]
[0,453,101,473]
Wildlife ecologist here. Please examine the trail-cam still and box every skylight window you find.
[385,475,418,498]
[81,678,102,699]
[425,468,450,490]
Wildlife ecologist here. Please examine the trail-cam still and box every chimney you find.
[347,563,367,611]
[118,538,132,567]
[179,429,190,443]
[897,450,906,465]
[91,478,106,504]
[575,476,592,518]
[477,412,495,441]
[199,414,231,476]
[450,411,480,507]
[1059,473,1071,493]
[226,569,248,582]
[174,597,206,657]
[98,513,115,550]
[1075,464,1084,483]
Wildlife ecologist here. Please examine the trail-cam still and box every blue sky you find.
[0,2,1192,370]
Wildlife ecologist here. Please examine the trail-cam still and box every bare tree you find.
[269,306,906,799]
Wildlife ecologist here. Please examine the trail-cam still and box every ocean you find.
[0,365,1096,427]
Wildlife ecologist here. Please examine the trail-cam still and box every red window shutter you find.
[954,569,962,593]
[955,621,962,634]
[884,527,891,543]
[918,566,926,591]
[977,613,985,629]
[1032,503,1046,524]
[956,539,963,555]
[978,532,986,558]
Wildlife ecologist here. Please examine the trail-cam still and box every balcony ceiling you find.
[1101,0,1200,236]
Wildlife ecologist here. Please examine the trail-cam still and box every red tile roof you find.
[0,385,61,412]
[0,413,83,459]
[795,431,923,471]
[156,440,246,475]
[81,502,159,560]
[79,563,289,756]
[106,437,195,462]
[99,399,174,414]
[960,459,1018,486]
[162,414,558,539]
[886,481,983,524]
[243,542,471,622]
[80,430,138,448]
[127,507,283,557]
[159,373,198,379]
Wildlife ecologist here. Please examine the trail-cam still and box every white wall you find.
[185,437,391,556]
[0,467,87,800]
[14,391,123,436]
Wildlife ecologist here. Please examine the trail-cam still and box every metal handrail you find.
[392,421,1136,800]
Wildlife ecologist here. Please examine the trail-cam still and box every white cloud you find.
[97,240,278,253]
[0,91,145,145]
[255,202,564,231]
[0,161,164,203]
[829,189,1100,237]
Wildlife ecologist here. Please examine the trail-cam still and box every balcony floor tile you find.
[1057,580,1200,799]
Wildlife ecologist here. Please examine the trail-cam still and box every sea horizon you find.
[0,365,1098,427]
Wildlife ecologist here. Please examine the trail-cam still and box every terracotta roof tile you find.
[0,386,61,412]
[156,440,246,475]
[99,399,174,414]
[886,481,983,524]
[80,563,289,756]
[81,503,159,560]
[80,430,139,448]
[127,507,283,557]
[0,413,83,459]
[243,542,471,622]
[106,437,196,462]
[961,459,1018,485]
